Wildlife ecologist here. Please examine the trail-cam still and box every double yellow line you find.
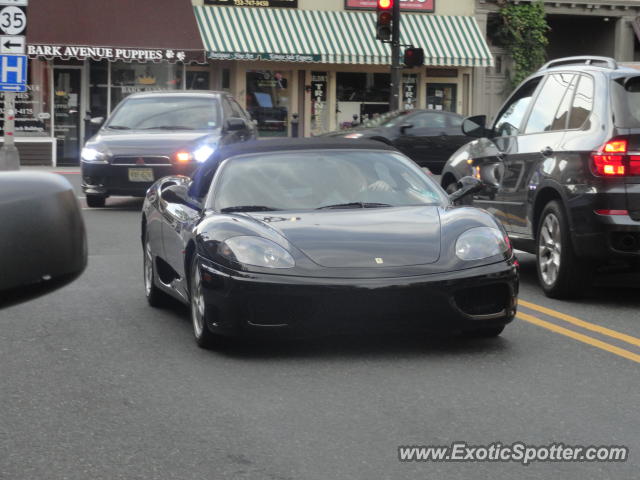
[516,299,640,364]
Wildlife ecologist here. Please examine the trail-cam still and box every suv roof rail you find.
[539,56,618,71]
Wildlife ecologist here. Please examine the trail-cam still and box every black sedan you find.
[325,110,470,173]
[141,138,518,348]
[81,91,257,207]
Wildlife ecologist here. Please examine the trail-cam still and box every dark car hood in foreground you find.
[89,130,221,156]
[249,206,441,268]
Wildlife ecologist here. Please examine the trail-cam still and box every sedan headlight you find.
[193,144,216,163]
[344,133,364,139]
[455,227,510,261]
[81,147,107,163]
[219,236,295,269]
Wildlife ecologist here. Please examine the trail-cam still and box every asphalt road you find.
[1,170,639,480]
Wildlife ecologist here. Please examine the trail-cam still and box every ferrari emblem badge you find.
[375,258,384,264]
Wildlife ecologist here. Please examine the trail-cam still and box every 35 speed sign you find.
[0,6,26,35]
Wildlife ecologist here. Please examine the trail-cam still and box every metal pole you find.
[0,92,20,171]
[390,0,402,111]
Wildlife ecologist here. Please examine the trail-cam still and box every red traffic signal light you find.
[376,0,394,41]
[404,47,425,67]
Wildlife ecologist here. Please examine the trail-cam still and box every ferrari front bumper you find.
[197,259,519,338]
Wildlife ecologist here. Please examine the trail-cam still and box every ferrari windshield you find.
[211,150,446,212]
[105,96,221,131]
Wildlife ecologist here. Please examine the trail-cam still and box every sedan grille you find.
[111,156,172,166]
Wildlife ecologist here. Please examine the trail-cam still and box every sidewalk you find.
[20,166,80,174]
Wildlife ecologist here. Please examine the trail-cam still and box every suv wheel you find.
[536,201,589,298]
[86,194,106,208]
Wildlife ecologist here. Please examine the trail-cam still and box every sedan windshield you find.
[105,96,221,131]
[212,150,446,212]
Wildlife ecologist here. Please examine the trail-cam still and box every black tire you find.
[143,230,170,308]
[86,194,106,208]
[189,255,219,349]
[463,326,505,338]
[536,200,590,299]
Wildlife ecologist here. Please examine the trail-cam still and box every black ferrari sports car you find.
[141,138,518,348]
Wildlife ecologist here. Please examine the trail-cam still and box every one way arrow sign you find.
[0,35,25,54]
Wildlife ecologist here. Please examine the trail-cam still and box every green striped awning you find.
[194,6,493,67]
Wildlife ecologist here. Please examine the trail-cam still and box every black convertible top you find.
[217,137,396,160]
[189,138,398,199]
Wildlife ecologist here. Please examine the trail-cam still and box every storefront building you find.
[16,0,206,165]
[193,0,493,137]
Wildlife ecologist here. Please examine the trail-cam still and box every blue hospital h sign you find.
[0,54,27,92]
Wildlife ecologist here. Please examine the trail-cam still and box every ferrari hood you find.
[250,206,441,268]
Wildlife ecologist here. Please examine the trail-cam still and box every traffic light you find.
[376,0,393,42]
[404,47,425,68]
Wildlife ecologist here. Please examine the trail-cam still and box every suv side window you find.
[550,75,578,131]
[524,73,576,134]
[494,77,542,137]
[567,75,594,129]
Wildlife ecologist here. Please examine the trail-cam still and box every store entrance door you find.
[54,67,83,165]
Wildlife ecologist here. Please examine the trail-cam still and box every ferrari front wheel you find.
[143,231,170,308]
[189,256,219,349]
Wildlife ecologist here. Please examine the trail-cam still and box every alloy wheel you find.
[191,264,205,339]
[538,213,562,286]
[144,240,154,296]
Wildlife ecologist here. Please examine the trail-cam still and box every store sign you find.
[204,0,297,7]
[209,52,320,63]
[0,84,49,136]
[402,74,417,110]
[311,72,327,102]
[27,45,205,63]
[345,0,434,12]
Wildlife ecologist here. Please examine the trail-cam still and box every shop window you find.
[337,72,390,128]
[110,61,181,110]
[89,60,108,119]
[0,59,52,137]
[186,69,211,90]
[426,83,458,113]
[222,69,231,90]
[246,70,290,137]
[337,72,390,103]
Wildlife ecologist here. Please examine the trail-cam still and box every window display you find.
[110,62,181,109]
[246,70,290,137]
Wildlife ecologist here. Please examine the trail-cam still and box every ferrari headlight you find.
[81,147,107,163]
[455,227,510,261]
[193,144,216,163]
[219,236,295,269]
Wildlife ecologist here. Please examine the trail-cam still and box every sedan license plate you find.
[128,168,154,182]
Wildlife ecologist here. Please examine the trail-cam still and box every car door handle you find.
[541,146,554,158]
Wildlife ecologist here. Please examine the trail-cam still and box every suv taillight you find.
[592,139,640,176]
